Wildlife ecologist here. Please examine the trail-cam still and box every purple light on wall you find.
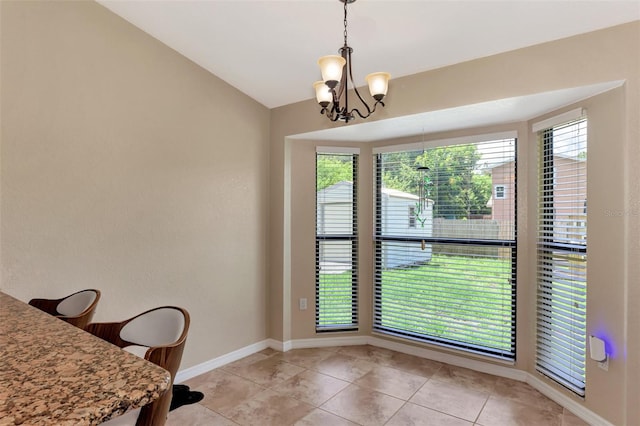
[591,328,618,359]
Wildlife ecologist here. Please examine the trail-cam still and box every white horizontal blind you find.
[536,118,587,396]
[374,138,516,359]
[316,152,358,331]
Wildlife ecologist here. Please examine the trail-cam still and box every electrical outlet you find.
[598,358,609,371]
[299,298,308,310]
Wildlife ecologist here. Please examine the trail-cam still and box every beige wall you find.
[271,22,639,424]
[0,0,270,369]
[1,1,638,423]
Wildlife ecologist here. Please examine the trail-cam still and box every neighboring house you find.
[488,155,586,242]
[317,181,433,269]
[486,160,515,223]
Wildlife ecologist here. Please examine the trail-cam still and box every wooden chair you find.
[86,306,190,426]
[28,289,101,330]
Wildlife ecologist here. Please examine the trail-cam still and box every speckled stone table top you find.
[0,292,170,425]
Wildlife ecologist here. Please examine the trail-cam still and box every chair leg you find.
[136,383,172,426]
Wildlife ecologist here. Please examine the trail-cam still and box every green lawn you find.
[318,253,514,352]
[317,270,355,327]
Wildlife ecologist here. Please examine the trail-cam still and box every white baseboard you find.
[526,374,613,426]
[175,336,609,426]
[367,335,526,382]
[265,338,289,352]
[290,335,368,349]
[174,340,270,383]
[175,336,367,383]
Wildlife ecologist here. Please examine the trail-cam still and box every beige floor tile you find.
[274,348,336,369]
[312,353,377,382]
[431,364,498,394]
[258,347,279,356]
[182,368,219,389]
[184,369,265,416]
[380,351,443,378]
[321,384,405,426]
[476,396,563,426]
[386,402,473,426]
[336,344,396,364]
[166,403,237,426]
[172,347,573,426]
[226,389,315,426]
[221,353,270,375]
[493,377,563,413]
[562,409,590,426]
[315,346,342,352]
[409,379,489,422]
[231,356,306,387]
[354,364,427,399]
[294,408,359,426]
[271,370,350,406]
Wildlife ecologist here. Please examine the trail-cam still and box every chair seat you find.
[123,345,150,358]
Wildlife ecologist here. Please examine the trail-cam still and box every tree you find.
[316,155,354,191]
[381,145,492,219]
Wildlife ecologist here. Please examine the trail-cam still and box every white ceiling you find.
[97,0,638,109]
[97,0,638,141]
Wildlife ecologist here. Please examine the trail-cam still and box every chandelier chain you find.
[343,0,348,47]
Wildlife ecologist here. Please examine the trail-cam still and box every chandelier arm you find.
[324,103,342,122]
[349,85,372,117]
[350,107,370,120]
[351,98,386,119]
[335,47,349,104]
[341,41,372,118]
[331,86,341,108]
[346,46,373,118]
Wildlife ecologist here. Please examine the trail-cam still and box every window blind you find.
[374,138,516,359]
[536,117,587,396]
[316,151,358,331]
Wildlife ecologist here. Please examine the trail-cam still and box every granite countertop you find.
[0,292,170,425]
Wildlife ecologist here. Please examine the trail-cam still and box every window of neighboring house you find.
[535,115,587,396]
[494,184,506,199]
[409,206,416,228]
[315,148,359,331]
[373,135,517,360]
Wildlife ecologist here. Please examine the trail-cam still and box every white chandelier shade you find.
[365,72,391,100]
[313,81,332,106]
[318,55,346,87]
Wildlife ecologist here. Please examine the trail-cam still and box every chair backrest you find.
[86,306,189,426]
[119,307,186,347]
[56,290,99,316]
[30,289,101,330]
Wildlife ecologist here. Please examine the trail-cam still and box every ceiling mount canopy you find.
[313,0,390,123]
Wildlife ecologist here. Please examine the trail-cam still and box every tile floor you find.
[166,345,589,426]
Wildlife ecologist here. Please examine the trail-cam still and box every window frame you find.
[315,149,359,332]
[372,135,518,360]
[535,117,588,396]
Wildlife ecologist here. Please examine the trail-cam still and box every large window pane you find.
[536,118,587,396]
[374,137,516,359]
[316,152,358,331]
[375,243,515,356]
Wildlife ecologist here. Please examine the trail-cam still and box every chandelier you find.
[313,0,390,123]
